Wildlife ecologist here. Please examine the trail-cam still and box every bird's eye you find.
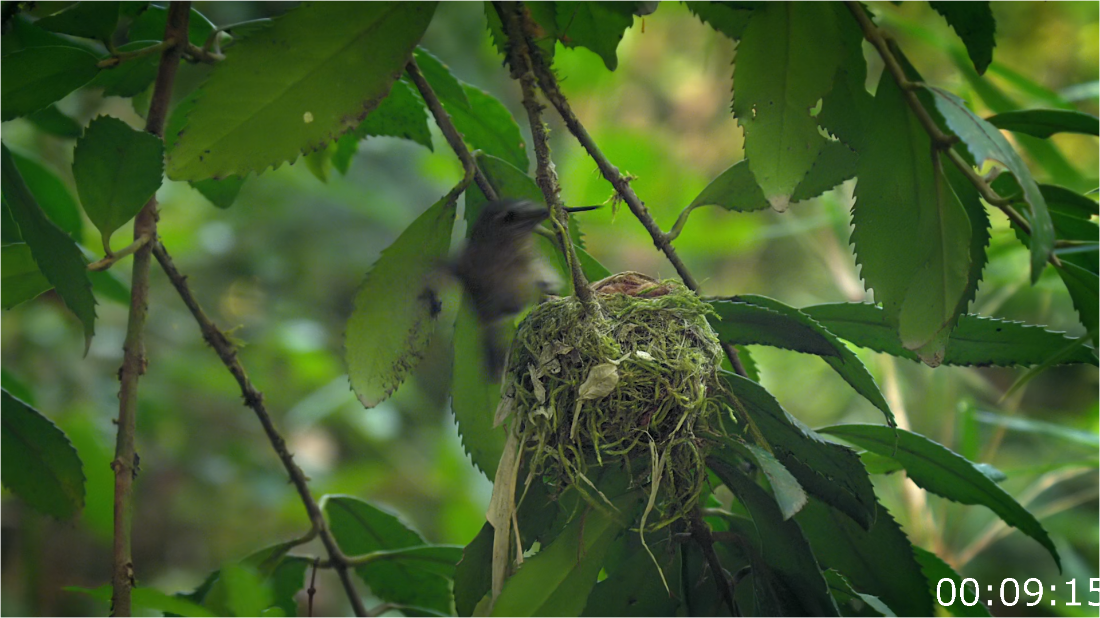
[501,211,516,223]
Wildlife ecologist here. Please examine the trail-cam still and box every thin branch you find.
[151,241,368,617]
[496,1,594,308]
[405,58,498,202]
[97,39,175,69]
[688,506,739,616]
[511,2,748,377]
[184,42,224,64]
[111,4,189,615]
[88,234,151,271]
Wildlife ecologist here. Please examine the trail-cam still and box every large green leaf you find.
[73,115,165,251]
[452,302,508,479]
[355,77,434,150]
[323,495,457,614]
[35,1,119,41]
[820,424,1061,570]
[454,523,493,617]
[553,2,636,71]
[927,86,1055,282]
[802,303,1097,366]
[712,437,807,520]
[929,2,996,75]
[345,193,456,408]
[709,457,839,616]
[986,109,1100,138]
[721,372,877,529]
[8,148,83,237]
[582,540,681,617]
[2,145,97,348]
[414,48,528,172]
[1,389,86,519]
[1057,262,1099,343]
[912,548,991,617]
[733,2,847,210]
[1,244,53,309]
[687,160,769,213]
[1,46,101,121]
[684,1,755,40]
[789,140,858,203]
[709,297,895,426]
[167,3,437,180]
[88,40,160,98]
[796,499,931,616]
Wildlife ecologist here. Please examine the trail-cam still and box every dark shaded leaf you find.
[929,1,996,75]
[790,140,858,203]
[823,570,895,617]
[28,105,83,138]
[684,1,756,40]
[987,109,1099,138]
[1,389,85,519]
[1057,262,1098,343]
[454,523,493,617]
[127,4,216,47]
[191,176,247,210]
[89,40,159,97]
[582,540,681,617]
[9,148,83,237]
[912,548,991,617]
[712,437,807,520]
[1,46,101,121]
[354,78,433,150]
[36,1,119,41]
[1,244,53,309]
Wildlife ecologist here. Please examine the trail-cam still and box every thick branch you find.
[405,58,498,202]
[111,4,189,615]
[152,242,368,617]
[496,2,593,308]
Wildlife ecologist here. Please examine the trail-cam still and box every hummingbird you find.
[451,198,599,376]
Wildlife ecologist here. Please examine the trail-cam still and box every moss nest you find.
[499,272,730,530]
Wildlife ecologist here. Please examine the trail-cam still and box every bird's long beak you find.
[564,205,602,213]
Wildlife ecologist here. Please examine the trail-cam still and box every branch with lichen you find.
[496,1,594,309]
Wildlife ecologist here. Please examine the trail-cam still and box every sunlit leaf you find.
[1,389,85,519]
[713,437,807,520]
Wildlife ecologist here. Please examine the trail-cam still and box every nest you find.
[497,272,731,530]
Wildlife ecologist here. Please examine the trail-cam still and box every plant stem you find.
[151,241,368,616]
[405,58,498,202]
[497,1,593,308]
[110,4,188,615]
[688,506,738,616]
[98,39,175,69]
[88,234,151,271]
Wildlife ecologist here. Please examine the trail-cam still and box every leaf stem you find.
[405,58,498,202]
[151,242,368,616]
[666,203,701,242]
[111,4,188,615]
[88,233,151,271]
[496,1,594,309]
[183,42,224,64]
[97,39,175,69]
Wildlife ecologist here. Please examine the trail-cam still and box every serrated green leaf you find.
[797,499,930,616]
[36,1,119,41]
[72,115,165,250]
[167,3,437,181]
[1,46,101,121]
[721,372,877,529]
[986,109,1099,138]
[345,193,456,408]
[1057,261,1099,344]
[352,77,434,151]
[817,41,873,150]
[2,244,53,309]
[554,2,635,71]
[709,457,839,616]
[820,424,1061,571]
[684,1,756,40]
[9,148,83,237]
[946,162,992,319]
[2,144,96,348]
[127,5,216,47]
[911,548,992,617]
[67,584,218,617]
[454,523,493,617]
[734,2,847,210]
[28,105,83,139]
[687,160,769,212]
[713,437,807,520]
[823,569,895,617]
[88,40,159,97]
[802,303,1097,367]
[415,48,528,172]
[927,86,1055,282]
[191,176,247,210]
[1,389,86,519]
[323,495,456,614]
[709,297,895,426]
[929,1,996,75]
[302,145,332,183]
[790,140,858,203]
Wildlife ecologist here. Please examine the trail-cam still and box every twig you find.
[496,1,594,308]
[405,58,498,202]
[184,42,224,64]
[97,39,175,69]
[688,506,739,616]
[151,241,368,617]
[308,557,319,617]
[88,234,151,271]
[110,4,189,616]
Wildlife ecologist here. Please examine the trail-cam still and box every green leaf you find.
[986,109,1100,138]
[28,105,83,139]
[1057,262,1099,343]
[9,147,83,237]
[415,48,528,172]
[802,303,1097,367]
[945,162,992,324]
[491,496,630,616]
[191,176,247,210]
[451,302,508,479]
[709,297,895,426]
[709,457,839,616]
[2,244,53,309]
[684,1,755,40]
[926,86,1055,282]
[713,437,807,520]
[72,115,165,250]
[2,144,97,348]
[67,584,218,617]
[209,564,274,618]
[687,160,770,213]
[974,410,1099,450]
[797,499,931,616]
[88,40,160,98]
[1,389,86,519]
[734,2,846,210]
[323,495,456,614]
[582,539,681,617]
[929,1,996,75]
[127,5,216,47]
[167,3,437,181]
[36,1,119,41]
[345,193,456,408]
[819,424,1061,570]
[721,372,877,529]
[823,570,895,617]
[789,140,858,203]
[553,2,636,71]
[453,523,493,617]
[817,32,873,151]
[911,548,992,617]
[1,46,101,121]
[354,77,433,151]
